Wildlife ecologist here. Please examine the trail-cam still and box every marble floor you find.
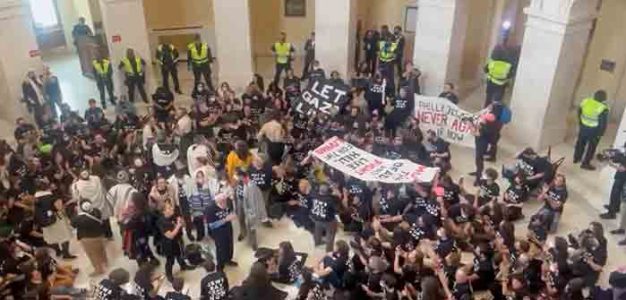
[25,51,626,297]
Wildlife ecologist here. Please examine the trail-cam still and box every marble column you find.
[315,0,357,80]
[57,0,79,51]
[0,0,42,123]
[212,0,254,92]
[412,0,469,96]
[508,0,599,149]
[99,0,154,97]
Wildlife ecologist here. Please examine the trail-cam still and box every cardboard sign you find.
[293,79,349,117]
[312,137,439,183]
[112,35,122,43]
[414,95,482,148]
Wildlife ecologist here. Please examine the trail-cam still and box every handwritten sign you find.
[292,79,349,117]
[414,95,482,148]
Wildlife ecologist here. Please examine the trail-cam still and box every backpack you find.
[499,105,512,124]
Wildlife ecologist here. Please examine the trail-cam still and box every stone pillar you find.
[57,0,79,51]
[412,0,469,96]
[99,0,154,97]
[508,0,599,149]
[0,0,42,123]
[212,0,254,92]
[315,0,357,80]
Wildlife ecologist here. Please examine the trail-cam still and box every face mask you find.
[134,159,143,168]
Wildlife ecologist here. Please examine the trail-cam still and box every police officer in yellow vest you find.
[574,90,609,170]
[156,43,181,94]
[92,51,115,109]
[484,47,513,107]
[117,48,148,103]
[187,34,214,91]
[271,32,295,85]
[378,34,398,95]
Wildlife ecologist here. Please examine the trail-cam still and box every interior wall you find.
[576,0,626,122]
[460,0,496,81]
[281,0,315,54]
[249,0,281,57]
[142,0,212,29]
[73,0,93,29]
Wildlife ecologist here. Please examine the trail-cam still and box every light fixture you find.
[502,20,512,30]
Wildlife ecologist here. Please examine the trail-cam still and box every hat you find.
[117,170,130,183]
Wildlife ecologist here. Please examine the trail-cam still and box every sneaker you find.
[619,239,626,246]
[181,265,196,271]
[573,158,581,164]
[262,220,273,228]
[62,253,77,260]
[484,156,496,162]
[610,229,625,235]
[600,212,617,220]
[604,205,611,210]
[225,261,238,267]
[581,164,596,171]
[237,234,245,242]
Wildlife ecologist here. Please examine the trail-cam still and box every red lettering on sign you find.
[28,50,40,57]
[356,159,383,176]
[417,111,447,126]
[314,137,341,156]
[112,35,122,43]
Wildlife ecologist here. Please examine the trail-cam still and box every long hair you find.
[243,261,270,289]
[278,241,296,266]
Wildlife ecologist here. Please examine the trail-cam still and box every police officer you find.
[393,25,405,77]
[484,47,513,107]
[302,31,315,79]
[574,90,609,170]
[156,42,181,94]
[118,48,148,103]
[310,183,339,253]
[187,34,214,91]
[378,34,398,95]
[271,32,295,85]
[92,52,115,109]
[600,149,626,220]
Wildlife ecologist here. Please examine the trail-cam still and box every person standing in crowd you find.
[363,29,379,75]
[378,33,398,93]
[22,69,46,126]
[310,183,339,253]
[34,180,76,259]
[302,32,315,79]
[107,170,137,231]
[152,86,175,127]
[393,26,405,76]
[71,169,114,239]
[169,162,195,240]
[71,200,108,276]
[189,169,212,241]
[439,82,459,104]
[156,42,182,94]
[257,111,286,165]
[574,90,609,170]
[600,152,626,219]
[187,34,214,90]
[42,66,62,119]
[92,51,116,109]
[201,259,229,300]
[234,168,268,250]
[158,202,195,282]
[71,17,93,47]
[271,32,295,85]
[471,113,497,186]
[119,48,148,103]
[207,193,237,270]
[307,60,326,83]
[225,140,254,184]
[484,47,513,107]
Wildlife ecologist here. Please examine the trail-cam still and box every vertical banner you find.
[414,96,481,148]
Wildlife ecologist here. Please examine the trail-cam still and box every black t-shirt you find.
[365,82,386,110]
[95,279,125,300]
[392,97,413,115]
[442,184,461,206]
[478,181,500,204]
[249,164,272,191]
[70,209,105,239]
[543,186,568,212]
[165,291,191,300]
[439,91,459,104]
[154,96,173,112]
[448,204,473,224]
[201,271,229,300]
[310,195,338,222]
[378,193,406,216]
[505,185,529,204]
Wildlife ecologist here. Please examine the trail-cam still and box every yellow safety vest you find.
[580,97,608,128]
[274,42,291,64]
[92,59,110,76]
[378,41,398,63]
[486,59,512,85]
[121,56,143,75]
[187,43,209,65]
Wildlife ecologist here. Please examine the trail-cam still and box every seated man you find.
[515,148,552,190]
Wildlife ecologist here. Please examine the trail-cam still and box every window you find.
[29,0,60,28]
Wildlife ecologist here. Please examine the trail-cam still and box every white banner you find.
[414,95,480,148]
[311,137,439,183]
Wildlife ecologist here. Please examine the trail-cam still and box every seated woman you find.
[514,148,553,190]
[33,249,80,293]
[231,261,287,300]
[129,263,166,300]
[259,241,308,284]
[501,173,529,221]
[313,241,351,289]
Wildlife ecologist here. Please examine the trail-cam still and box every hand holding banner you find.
[414,96,482,148]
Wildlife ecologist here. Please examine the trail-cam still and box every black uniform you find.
[156,44,181,93]
[158,215,190,278]
[207,202,234,269]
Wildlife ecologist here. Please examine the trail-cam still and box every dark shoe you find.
[600,212,617,220]
[581,164,596,171]
[610,229,625,235]
[605,204,611,210]
[237,234,245,242]
[62,253,77,260]
[619,239,626,246]
[101,103,107,110]
[149,259,160,266]
[175,90,183,95]
[484,156,496,162]
[181,265,196,271]
[473,180,480,187]
[225,261,238,267]
[573,158,581,164]
[166,275,174,283]
[468,172,478,176]
[262,221,273,228]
